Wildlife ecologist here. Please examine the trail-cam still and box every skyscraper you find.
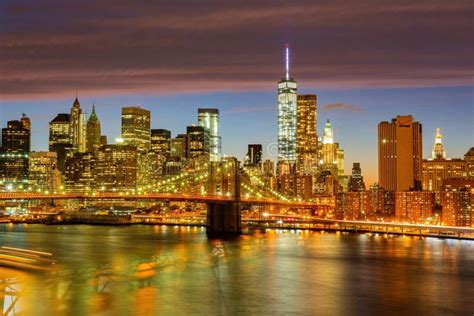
[29,152,61,192]
[432,128,446,159]
[198,109,221,161]
[348,162,366,192]
[121,106,151,152]
[64,152,95,193]
[378,115,422,191]
[151,129,171,158]
[322,119,335,165]
[296,94,317,174]
[86,105,102,153]
[277,45,297,162]
[246,144,262,166]
[95,144,138,192]
[186,126,210,159]
[49,113,72,172]
[0,116,31,187]
[69,97,87,153]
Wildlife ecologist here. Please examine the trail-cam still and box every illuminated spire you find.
[323,119,334,144]
[432,128,446,159]
[435,128,442,144]
[285,44,290,80]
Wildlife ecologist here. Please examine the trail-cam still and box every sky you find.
[0,0,473,184]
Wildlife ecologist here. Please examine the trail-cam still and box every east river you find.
[0,224,473,315]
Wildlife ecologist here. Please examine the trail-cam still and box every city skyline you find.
[1,87,472,185]
[1,2,473,314]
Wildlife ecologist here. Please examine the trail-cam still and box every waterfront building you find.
[0,116,31,188]
[29,152,61,192]
[336,191,372,220]
[69,97,87,153]
[198,108,221,161]
[348,163,366,192]
[95,144,138,192]
[246,144,262,166]
[277,45,297,162]
[441,179,474,226]
[296,94,317,175]
[441,190,472,227]
[151,129,171,158]
[64,152,95,193]
[395,191,434,222]
[121,106,151,152]
[378,115,422,191]
[49,113,72,172]
[465,147,474,179]
[86,105,102,154]
[187,126,210,159]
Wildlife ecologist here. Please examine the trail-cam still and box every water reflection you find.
[0,224,473,315]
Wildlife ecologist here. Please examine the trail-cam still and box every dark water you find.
[0,224,473,315]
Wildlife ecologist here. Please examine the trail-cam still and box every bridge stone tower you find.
[206,158,242,235]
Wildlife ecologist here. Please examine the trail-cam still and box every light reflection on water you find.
[0,224,473,315]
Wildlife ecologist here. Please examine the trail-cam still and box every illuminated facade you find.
[378,115,422,191]
[29,152,61,192]
[422,158,466,192]
[137,152,162,189]
[395,191,434,222]
[95,144,138,192]
[465,147,474,179]
[187,126,210,159]
[277,45,297,162]
[151,129,171,158]
[69,97,87,153]
[296,94,317,175]
[86,105,102,154]
[121,107,151,152]
[0,117,31,188]
[441,190,472,227]
[336,191,372,220]
[64,152,95,193]
[49,113,72,172]
[170,136,187,159]
[198,109,221,161]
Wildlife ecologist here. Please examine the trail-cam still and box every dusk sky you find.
[1,0,473,184]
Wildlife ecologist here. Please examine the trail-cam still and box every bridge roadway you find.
[0,192,326,208]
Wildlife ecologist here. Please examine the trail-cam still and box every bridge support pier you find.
[206,202,241,235]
